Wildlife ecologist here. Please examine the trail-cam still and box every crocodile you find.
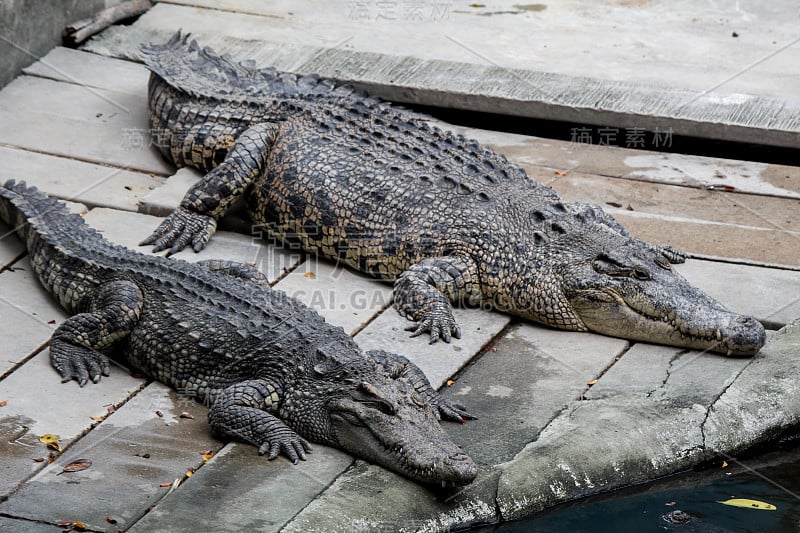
[0,181,477,487]
[140,32,766,356]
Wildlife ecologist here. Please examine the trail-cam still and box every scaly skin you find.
[140,32,766,356]
[0,181,477,487]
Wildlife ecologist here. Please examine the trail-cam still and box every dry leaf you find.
[39,433,62,453]
[553,170,568,176]
[159,481,173,487]
[717,498,776,510]
[185,468,195,478]
[200,450,214,461]
[722,460,728,468]
[587,379,598,386]
[155,410,164,418]
[60,458,92,474]
[179,412,194,419]
[33,457,45,463]
[106,405,116,415]
[106,516,118,525]
[0,400,7,407]
[91,416,105,423]
[446,380,456,387]
[606,202,623,208]
[304,271,315,278]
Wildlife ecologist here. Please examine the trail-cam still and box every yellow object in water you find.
[717,498,777,510]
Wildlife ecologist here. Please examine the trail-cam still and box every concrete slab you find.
[130,442,354,533]
[82,208,300,283]
[493,328,792,522]
[355,307,511,390]
[675,260,800,329]
[0,516,63,533]
[0,145,162,212]
[0,76,172,176]
[0,349,145,498]
[282,324,628,532]
[275,259,391,336]
[0,258,60,376]
[23,46,149,97]
[0,220,24,271]
[0,383,221,532]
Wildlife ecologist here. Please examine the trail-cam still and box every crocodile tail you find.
[140,30,379,104]
[0,180,97,251]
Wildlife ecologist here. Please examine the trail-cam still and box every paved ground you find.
[0,6,799,531]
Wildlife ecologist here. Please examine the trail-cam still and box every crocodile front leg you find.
[209,379,311,464]
[393,255,481,344]
[50,280,143,386]
[367,350,476,422]
[141,122,281,256]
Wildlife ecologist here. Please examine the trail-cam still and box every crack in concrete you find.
[698,355,759,453]
[646,349,688,399]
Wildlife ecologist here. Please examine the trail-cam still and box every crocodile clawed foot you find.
[257,431,312,464]
[50,340,111,387]
[140,207,217,256]
[404,308,461,344]
[659,245,688,264]
[433,397,477,423]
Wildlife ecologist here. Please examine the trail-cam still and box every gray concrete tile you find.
[675,259,800,329]
[130,443,353,533]
[0,516,63,532]
[0,349,145,498]
[275,259,391,336]
[355,307,511,390]
[0,258,61,375]
[0,220,24,270]
[138,167,201,217]
[23,46,149,97]
[0,145,162,212]
[0,383,221,531]
[0,76,171,176]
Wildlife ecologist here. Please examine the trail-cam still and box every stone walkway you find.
[0,9,799,532]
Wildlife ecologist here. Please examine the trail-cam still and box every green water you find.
[495,445,800,532]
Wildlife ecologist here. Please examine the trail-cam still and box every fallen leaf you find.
[91,416,105,423]
[304,271,315,278]
[721,185,737,191]
[587,379,598,386]
[33,457,45,463]
[606,202,623,208]
[446,380,456,387]
[48,452,59,464]
[665,501,677,506]
[106,405,116,415]
[155,410,164,418]
[626,204,634,211]
[48,319,56,324]
[722,460,728,468]
[470,3,486,6]
[179,412,194,419]
[0,400,7,407]
[39,433,62,453]
[553,170,568,176]
[201,451,214,461]
[59,458,92,474]
[106,516,118,525]
[185,468,195,478]
[717,498,776,510]
[159,481,173,487]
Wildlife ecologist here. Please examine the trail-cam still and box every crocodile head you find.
[511,230,766,356]
[282,352,477,487]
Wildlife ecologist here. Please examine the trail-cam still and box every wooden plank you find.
[83,2,800,147]
[0,76,172,176]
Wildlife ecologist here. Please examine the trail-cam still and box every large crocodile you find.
[140,33,766,356]
[0,181,477,487]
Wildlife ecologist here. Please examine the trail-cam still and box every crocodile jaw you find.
[568,287,766,356]
[329,392,477,487]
